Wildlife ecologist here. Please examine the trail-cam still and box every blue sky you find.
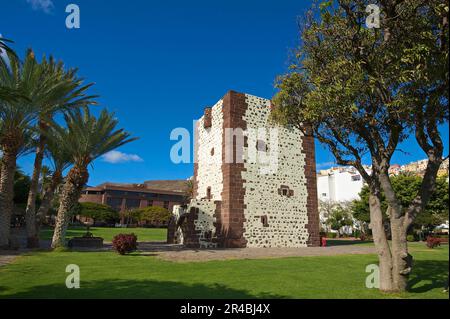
[1,0,448,185]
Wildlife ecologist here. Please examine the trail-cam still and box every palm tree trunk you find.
[51,165,88,248]
[25,133,46,248]
[35,170,62,236]
[0,148,18,249]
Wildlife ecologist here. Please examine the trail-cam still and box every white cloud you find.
[101,151,144,164]
[26,0,54,14]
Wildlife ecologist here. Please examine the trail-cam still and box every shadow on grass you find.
[408,260,449,293]
[326,239,372,246]
[2,280,286,299]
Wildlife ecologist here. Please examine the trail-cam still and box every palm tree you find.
[0,51,39,248]
[51,108,137,248]
[0,37,17,58]
[39,165,52,192]
[35,125,73,237]
[183,178,194,204]
[0,87,25,104]
[24,56,97,248]
[0,38,22,104]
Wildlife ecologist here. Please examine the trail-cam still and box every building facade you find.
[79,180,187,214]
[168,91,319,248]
[317,169,365,203]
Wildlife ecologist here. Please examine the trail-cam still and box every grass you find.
[39,226,167,242]
[0,242,448,299]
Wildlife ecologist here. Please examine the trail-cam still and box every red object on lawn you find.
[321,237,327,247]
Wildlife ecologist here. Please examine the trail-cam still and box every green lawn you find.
[0,242,448,299]
[39,226,167,242]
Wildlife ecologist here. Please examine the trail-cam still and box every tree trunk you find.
[378,171,413,292]
[25,133,46,248]
[0,148,18,249]
[35,170,62,236]
[368,192,394,292]
[390,214,411,291]
[51,166,88,248]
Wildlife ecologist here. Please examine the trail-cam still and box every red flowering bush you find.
[426,236,441,249]
[112,233,138,255]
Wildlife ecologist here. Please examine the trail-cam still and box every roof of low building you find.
[88,180,189,195]
[143,180,189,192]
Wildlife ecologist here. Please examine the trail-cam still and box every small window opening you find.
[256,139,268,152]
[261,215,269,227]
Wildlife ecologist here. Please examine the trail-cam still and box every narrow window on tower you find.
[256,139,268,152]
[261,215,269,227]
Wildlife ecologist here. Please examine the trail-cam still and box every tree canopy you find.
[352,174,449,230]
[74,202,119,222]
[270,0,448,292]
[129,206,172,226]
[326,204,353,233]
[13,168,31,205]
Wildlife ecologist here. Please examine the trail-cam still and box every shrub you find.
[426,236,441,249]
[406,235,415,242]
[129,206,172,227]
[326,232,337,238]
[112,233,138,255]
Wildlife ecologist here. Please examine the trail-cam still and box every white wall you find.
[242,94,310,247]
[195,99,224,201]
[317,171,364,202]
[181,92,312,248]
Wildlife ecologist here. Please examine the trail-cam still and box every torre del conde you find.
[168,91,319,248]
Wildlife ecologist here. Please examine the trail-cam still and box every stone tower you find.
[168,91,319,248]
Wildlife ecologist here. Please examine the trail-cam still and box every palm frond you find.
[51,107,138,167]
[42,123,74,172]
[0,37,18,59]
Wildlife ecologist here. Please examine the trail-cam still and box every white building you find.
[317,169,364,203]
[317,168,367,235]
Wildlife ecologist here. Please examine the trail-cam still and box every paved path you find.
[0,229,51,268]
[137,242,376,262]
[0,239,376,266]
[0,252,20,267]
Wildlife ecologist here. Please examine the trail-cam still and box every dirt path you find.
[136,242,376,262]
[0,230,52,268]
[0,251,21,267]
[0,240,376,265]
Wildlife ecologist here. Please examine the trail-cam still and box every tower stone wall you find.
[170,90,319,248]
